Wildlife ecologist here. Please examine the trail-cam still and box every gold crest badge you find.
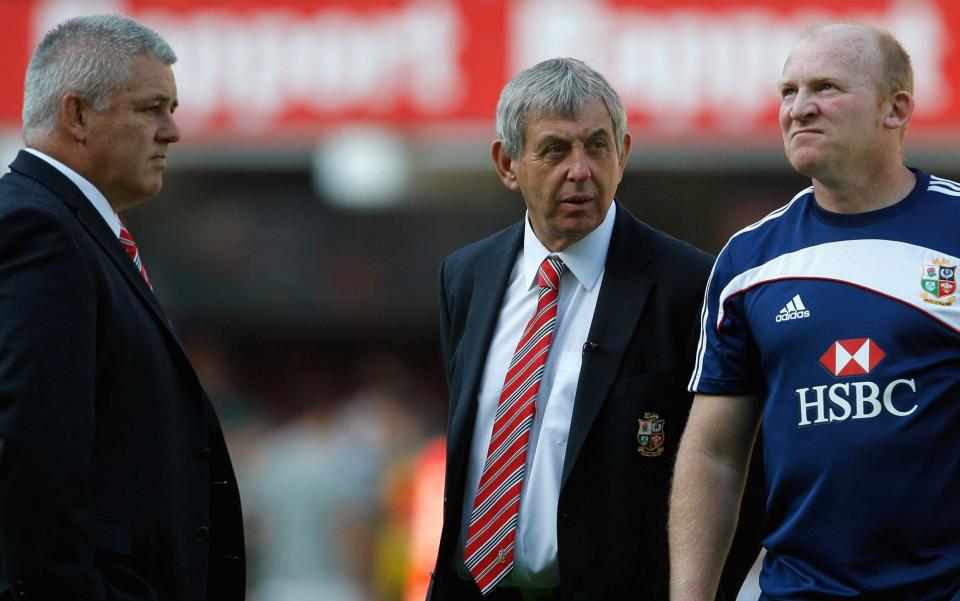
[921,258,957,306]
[637,412,665,457]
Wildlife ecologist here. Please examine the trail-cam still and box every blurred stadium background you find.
[2,1,959,599]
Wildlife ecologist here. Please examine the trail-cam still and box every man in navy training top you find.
[669,22,960,601]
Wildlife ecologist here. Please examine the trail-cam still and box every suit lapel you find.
[11,151,187,356]
[447,225,522,471]
[77,203,181,334]
[562,205,654,488]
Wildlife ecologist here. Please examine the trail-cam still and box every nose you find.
[789,88,818,121]
[158,114,181,144]
[566,146,592,182]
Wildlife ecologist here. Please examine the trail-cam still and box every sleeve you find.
[688,245,764,396]
[0,204,141,600]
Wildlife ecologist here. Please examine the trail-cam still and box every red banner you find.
[3,0,960,146]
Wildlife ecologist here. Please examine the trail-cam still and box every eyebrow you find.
[138,94,179,109]
[140,93,175,102]
[778,75,841,88]
[535,127,611,146]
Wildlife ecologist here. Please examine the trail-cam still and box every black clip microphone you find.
[582,341,599,354]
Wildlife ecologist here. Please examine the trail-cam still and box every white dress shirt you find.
[458,202,616,589]
[23,147,122,236]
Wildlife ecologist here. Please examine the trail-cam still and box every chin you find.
[786,152,822,178]
[144,178,165,195]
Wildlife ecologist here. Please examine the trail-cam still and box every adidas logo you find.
[775,294,810,322]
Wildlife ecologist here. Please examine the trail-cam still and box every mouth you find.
[559,195,593,205]
[791,129,823,140]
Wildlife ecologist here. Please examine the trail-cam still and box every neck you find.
[28,137,83,176]
[812,162,915,214]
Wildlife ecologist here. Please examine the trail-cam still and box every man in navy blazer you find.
[426,58,762,600]
[0,15,244,600]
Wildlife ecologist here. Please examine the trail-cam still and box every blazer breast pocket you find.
[608,367,684,401]
[605,368,691,463]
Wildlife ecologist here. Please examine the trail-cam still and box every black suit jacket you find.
[428,204,763,600]
[0,151,245,601]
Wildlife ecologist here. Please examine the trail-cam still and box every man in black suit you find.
[0,14,244,600]
[426,58,762,601]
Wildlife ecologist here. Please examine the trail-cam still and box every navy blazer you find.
[428,204,763,600]
[0,151,245,600]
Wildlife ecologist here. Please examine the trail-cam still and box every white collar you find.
[522,201,616,292]
[24,147,122,237]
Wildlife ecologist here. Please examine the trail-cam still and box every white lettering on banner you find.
[135,3,464,129]
[796,379,918,426]
[511,0,948,134]
[29,0,950,136]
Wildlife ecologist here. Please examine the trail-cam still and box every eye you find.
[780,87,796,99]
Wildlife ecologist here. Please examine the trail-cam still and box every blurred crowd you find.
[186,337,447,601]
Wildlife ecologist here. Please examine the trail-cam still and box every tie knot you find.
[118,225,136,247]
[117,225,152,290]
[538,255,566,291]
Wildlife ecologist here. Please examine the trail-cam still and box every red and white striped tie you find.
[118,225,153,290]
[465,255,566,595]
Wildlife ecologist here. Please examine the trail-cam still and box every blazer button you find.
[194,526,210,542]
[196,448,212,458]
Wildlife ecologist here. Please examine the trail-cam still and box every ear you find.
[60,91,90,143]
[491,140,521,192]
[616,132,633,180]
[883,90,914,130]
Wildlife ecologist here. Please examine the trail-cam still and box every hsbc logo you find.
[819,338,885,376]
[797,338,917,427]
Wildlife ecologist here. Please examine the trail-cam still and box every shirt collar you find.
[24,147,122,237]
[522,201,615,292]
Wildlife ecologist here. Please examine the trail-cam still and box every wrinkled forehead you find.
[528,102,582,127]
[526,97,613,131]
[783,26,880,78]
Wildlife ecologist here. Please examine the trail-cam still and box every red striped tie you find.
[465,255,566,595]
[118,225,153,290]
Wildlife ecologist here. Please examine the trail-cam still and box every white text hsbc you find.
[795,379,918,426]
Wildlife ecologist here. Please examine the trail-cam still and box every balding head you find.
[778,22,916,192]
[798,23,912,101]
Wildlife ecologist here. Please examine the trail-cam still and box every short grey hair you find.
[495,57,627,158]
[22,14,176,140]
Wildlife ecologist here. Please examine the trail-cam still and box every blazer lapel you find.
[562,206,654,488]
[76,203,177,326]
[447,225,522,471]
[11,151,186,356]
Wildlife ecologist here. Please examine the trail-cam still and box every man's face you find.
[83,54,180,211]
[494,97,631,252]
[778,30,888,181]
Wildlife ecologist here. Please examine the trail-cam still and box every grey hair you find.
[495,57,627,158]
[22,14,176,140]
